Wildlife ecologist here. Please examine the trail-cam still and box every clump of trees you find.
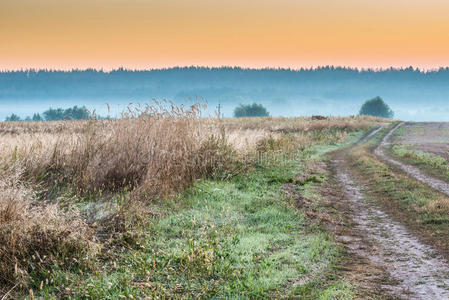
[43,106,91,121]
[5,113,21,122]
[359,97,394,118]
[233,103,269,118]
[4,106,92,122]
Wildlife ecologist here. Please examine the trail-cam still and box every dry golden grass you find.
[0,103,232,199]
[0,112,385,200]
[0,104,387,292]
[421,197,449,214]
[0,164,97,291]
[223,115,383,154]
[222,115,383,133]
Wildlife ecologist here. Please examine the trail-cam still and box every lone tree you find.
[359,97,394,118]
[233,103,269,118]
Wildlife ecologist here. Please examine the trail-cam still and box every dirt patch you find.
[391,122,449,160]
[393,122,449,145]
[321,166,399,299]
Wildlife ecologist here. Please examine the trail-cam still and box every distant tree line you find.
[2,67,449,104]
[4,106,92,122]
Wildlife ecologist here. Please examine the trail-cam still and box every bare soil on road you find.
[329,125,449,299]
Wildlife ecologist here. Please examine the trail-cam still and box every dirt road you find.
[332,126,449,299]
[375,123,449,196]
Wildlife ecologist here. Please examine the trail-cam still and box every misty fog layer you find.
[1,67,449,121]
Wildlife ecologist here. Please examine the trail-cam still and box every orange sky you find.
[2,0,449,70]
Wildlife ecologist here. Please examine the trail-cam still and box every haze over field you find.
[2,67,449,121]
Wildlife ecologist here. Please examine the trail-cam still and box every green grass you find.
[350,139,449,255]
[309,129,368,160]
[390,144,449,182]
[30,147,354,299]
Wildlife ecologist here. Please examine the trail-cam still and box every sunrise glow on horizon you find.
[2,0,449,70]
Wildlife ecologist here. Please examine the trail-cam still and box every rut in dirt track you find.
[333,126,449,299]
[375,122,449,196]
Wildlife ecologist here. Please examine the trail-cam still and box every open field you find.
[388,122,449,182]
[5,109,449,299]
[0,105,386,299]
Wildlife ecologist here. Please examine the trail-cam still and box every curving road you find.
[332,126,449,299]
[374,122,449,196]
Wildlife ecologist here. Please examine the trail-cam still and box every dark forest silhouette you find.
[2,66,449,101]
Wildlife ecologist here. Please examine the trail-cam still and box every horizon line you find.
[2,65,449,73]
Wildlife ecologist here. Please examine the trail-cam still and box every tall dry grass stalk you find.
[49,102,234,198]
